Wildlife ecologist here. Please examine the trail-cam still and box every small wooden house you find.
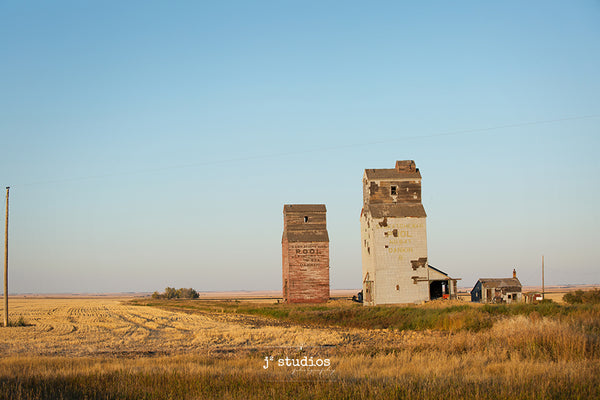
[471,269,522,303]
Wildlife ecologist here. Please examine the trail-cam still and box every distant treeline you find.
[563,289,600,304]
[151,287,199,299]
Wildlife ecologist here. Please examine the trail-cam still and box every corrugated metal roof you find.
[283,204,326,213]
[367,203,427,218]
[364,169,422,180]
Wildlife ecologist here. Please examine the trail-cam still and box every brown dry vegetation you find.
[0,297,599,399]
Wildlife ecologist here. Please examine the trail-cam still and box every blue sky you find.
[1,1,599,293]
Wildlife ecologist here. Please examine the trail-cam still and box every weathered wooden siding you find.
[283,241,329,303]
[367,180,422,204]
[282,205,330,303]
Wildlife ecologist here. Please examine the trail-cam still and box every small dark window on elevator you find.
[391,185,397,195]
[304,216,309,223]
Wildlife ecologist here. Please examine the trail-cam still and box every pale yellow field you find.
[0,298,350,356]
[0,297,493,362]
[1,296,599,399]
[2,291,597,358]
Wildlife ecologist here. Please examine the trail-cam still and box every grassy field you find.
[1,297,599,399]
[130,296,600,332]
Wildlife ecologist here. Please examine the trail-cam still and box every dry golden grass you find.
[1,297,599,399]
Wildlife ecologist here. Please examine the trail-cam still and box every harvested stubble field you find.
[1,297,599,399]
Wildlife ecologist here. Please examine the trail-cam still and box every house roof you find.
[367,203,427,218]
[283,204,326,213]
[364,169,421,180]
[477,278,522,287]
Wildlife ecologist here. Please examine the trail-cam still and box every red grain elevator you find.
[282,204,330,303]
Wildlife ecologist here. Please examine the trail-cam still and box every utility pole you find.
[542,255,545,301]
[3,187,9,327]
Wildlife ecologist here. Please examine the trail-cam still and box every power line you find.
[13,113,600,188]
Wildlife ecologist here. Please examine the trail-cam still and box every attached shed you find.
[471,270,522,303]
[427,265,460,300]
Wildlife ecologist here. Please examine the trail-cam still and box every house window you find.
[304,216,309,223]
[391,185,397,195]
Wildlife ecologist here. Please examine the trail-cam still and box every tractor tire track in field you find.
[0,298,348,356]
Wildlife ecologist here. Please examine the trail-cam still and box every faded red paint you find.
[282,205,329,303]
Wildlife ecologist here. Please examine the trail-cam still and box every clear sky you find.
[1,1,599,294]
